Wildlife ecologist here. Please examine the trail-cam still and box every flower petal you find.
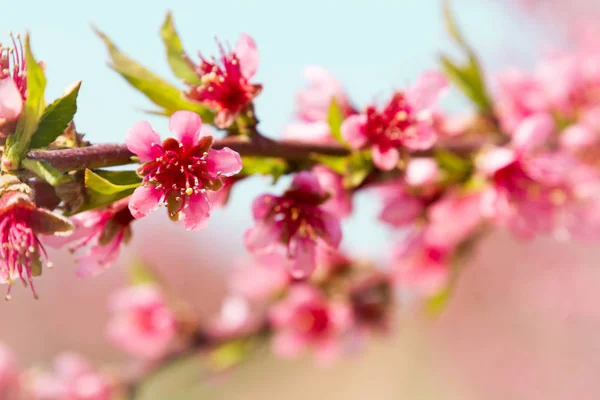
[271,331,307,359]
[513,113,555,154]
[0,78,22,121]
[282,121,332,143]
[129,185,163,219]
[319,211,342,248]
[406,71,448,110]
[405,158,439,186]
[476,147,516,176]
[402,123,437,150]
[244,222,282,252]
[560,123,598,153]
[288,237,317,279]
[183,192,211,231]
[235,33,260,80]
[379,196,423,228]
[251,194,277,220]
[169,110,202,147]
[341,114,368,149]
[206,148,242,177]
[125,121,162,162]
[371,145,400,171]
[291,171,325,196]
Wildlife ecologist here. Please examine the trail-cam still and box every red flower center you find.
[295,304,330,336]
[364,92,416,149]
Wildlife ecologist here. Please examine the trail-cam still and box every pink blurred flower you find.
[283,66,355,143]
[0,34,26,136]
[126,111,242,231]
[244,172,343,279]
[0,188,73,299]
[46,200,134,278]
[0,343,20,397]
[341,71,447,170]
[185,34,262,128]
[28,353,113,400]
[312,165,352,218]
[106,284,177,360]
[269,284,353,366]
[229,253,290,301]
[405,158,440,187]
[378,180,425,228]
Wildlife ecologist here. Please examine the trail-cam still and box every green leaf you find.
[160,12,201,85]
[240,156,288,183]
[440,1,492,113]
[309,154,346,175]
[30,81,81,149]
[22,159,70,186]
[344,151,373,189]
[85,169,141,195]
[94,27,214,123]
[208,339,255,371]
[2,34,46,170]
[327,99,349,147]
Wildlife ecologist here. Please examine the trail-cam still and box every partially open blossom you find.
[46,199,134,278]
[126,111,242,231]
[283,66,355,143]
[106,284,177,360]
[269,284,353,366]
[28,353,114,400]
[312,165,352,218]
[244,172,343,279]
[0,343,20,397]
[0,176,73,298]
[185,34,261,128]
[341,71,448,170]
[0,33,26,135]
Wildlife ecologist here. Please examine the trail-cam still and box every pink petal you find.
[282,121,332,143]
[405,158,439,186]
[244,222,282,252]
[341,114,368,149]
[125,121,162,162]
[513,113,555,154]
[206,147,242,177]
[0,78,22,121]
[271,331,307,359]
[319,211,342,248]
[235,33,260,80]
[182,192,211,231]
[379,196,423,228]
[75,243,119,278]
[560,123,599,152]
[251,194,277,220]
[402,123,437,150]
[314,337,341,367]
[292,171,325,196]
[406,71,449,110]
[476,147,517,176]
[169,110,202,147]
[288,237,317,279]
[371,145,400,171]
[129,185,163,219]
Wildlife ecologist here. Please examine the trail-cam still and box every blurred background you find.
[2,0,600,399]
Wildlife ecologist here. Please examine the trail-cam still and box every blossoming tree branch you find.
[2,2,600,398]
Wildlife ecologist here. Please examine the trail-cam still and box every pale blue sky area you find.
[0,0,549,260]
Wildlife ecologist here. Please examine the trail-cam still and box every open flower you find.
[46,199,134,278]
[269,284,353,366]
[0,176,73,298]
[0,33,26,135]
[126,111,242,231]
[341,71,447,170]
[106,284,177,360]
[244,172,342,279]
[28,353,114,400]
[185,34,261,128]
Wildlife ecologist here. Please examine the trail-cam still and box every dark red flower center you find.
[364,92,416,150]
[294,304,330,336]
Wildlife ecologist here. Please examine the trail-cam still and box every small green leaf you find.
[208,339,255,371]
[328,99,348,147]
[240,156,288,183]
[160,12,201,85]
[30,81,81,149]
[85,169,141,195]
[2,34,46,170]
[440,1,493,113]
[344,151,373,189]
[22,159,70,186]
[94,27,214,123]
[309,154,346,175]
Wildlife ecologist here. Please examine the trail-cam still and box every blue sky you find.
[0,0,548,260]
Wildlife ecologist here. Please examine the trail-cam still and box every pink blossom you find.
[126,111,242,230]
[378,180,425,228]
[46,200,134,278]
[0,33,26,135]
[312,165,352,218]
[244,172,343,279]
[229,253,290,301]
[0,184,73,299]
[106,284,177,360]
[392,230,450,296]
[269,284,353,366]
[341,71,447,170]
[283,67,355,143]
[28,353,113,400]
[405,158,439,187]
[0,343,20,397]
[206,295,258,339]
[185,34,262,128]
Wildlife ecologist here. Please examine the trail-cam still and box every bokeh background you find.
[2,0,600,399]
